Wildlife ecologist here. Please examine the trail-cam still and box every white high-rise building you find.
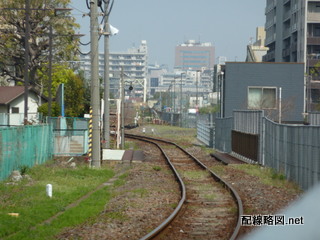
[79,40,148,99]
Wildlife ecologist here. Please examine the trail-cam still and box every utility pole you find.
[103,1,111,149]
[121,67,125,149]
[48,25,53,117]
[173,78,176,114]
[196,71,199,107]
[90,0,101,167]
[24,0,30,125]
[180,72,185,127]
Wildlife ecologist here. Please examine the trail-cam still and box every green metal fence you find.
[0,124,53,181]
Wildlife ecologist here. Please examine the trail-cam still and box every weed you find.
[204,193,216,201]
[152,166,162,171]
[105,211,128,221]
[132,188,148,198]
[182,170,209,180]
[18,165,30,175]
[271,170,286,181]
[169,202,178,209]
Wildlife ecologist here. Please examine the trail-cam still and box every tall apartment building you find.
[80,41,148,99]
[174,40,215,71]
[263,0,320,111]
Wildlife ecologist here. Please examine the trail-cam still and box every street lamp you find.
[218,71,224,118]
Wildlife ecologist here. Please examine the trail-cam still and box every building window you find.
[11,107,19,113]
[248,87,277,109]
[150,78,159,87]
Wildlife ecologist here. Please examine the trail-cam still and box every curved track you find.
[125,134,243,240]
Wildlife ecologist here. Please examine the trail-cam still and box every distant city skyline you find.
[70,0,266,70]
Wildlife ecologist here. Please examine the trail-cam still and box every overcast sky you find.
[69,0,266,70]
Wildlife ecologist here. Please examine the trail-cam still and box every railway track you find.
[125,134,243,240]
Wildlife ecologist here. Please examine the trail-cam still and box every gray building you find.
[263,0,320,111]
[174,40,215,71]
[223,62,305,122]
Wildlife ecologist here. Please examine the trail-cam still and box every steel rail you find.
[126,134,186,240]
[125,133,243,240]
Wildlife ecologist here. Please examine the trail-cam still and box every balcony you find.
[265,0,276,14]
[308,12,320,22]
[283,0,290,5]
[263,51,275,62]
[283,11,291,22]
[291,23,297,33]
[291,42,297,52]
[307,37,320,45]
[282,48,291,58]
[307,54,320,66]
[291,3,298,13]
[283,28,291,39]
[266,33,276,45]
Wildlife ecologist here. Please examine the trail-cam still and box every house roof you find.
[0,86,47,105]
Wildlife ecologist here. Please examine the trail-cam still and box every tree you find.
[0,0,80,85]
[38,102,61,117]
[199,105,218,114]
[38,63,85,117]
[64,71,85,117]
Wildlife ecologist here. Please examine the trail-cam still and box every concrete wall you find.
[224,62,305,122]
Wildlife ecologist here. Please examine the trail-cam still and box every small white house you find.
[0,86,47,125]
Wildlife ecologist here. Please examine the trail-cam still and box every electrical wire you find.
[77,48,90,55]
[107,0,114,16]
[86,0,90,10]
[68,4,87,14]
[79,40,91,46]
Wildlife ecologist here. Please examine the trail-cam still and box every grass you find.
[203,193,216,201]
[0,160,115,240]
[210,165,226,176]
[124,141,139,150]
[230,164,300,190]
[113,172,129,187]
[181,170,210,180]
[142,125,196,145]
[131,188,148,198]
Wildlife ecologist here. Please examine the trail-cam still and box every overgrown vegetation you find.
[199,105,218,114]
[141,125,196,146]
[230,164,299,189]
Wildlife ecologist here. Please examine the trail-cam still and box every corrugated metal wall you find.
[232,110,264,163]
[197,122,214,147]
[214,117,233,153]
[0,125,53,181]
[264,119,320,190]
[197,110,320,190]
[233,110,264,134]
[309,113,320,125]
